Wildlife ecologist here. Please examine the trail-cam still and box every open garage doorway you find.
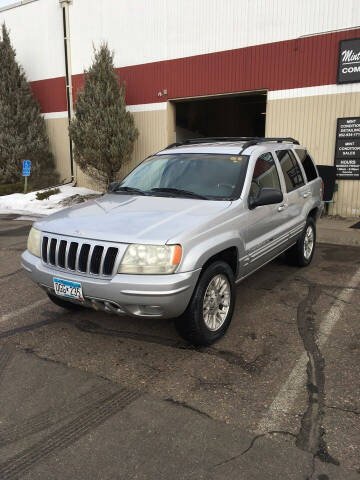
[173,91,267,142]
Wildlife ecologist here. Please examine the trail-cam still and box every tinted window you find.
[295,149,318,182]
[249,152,281,198]
[276,150,305,192]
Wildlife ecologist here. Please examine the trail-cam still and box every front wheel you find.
[175,261,236,346]
[285,217,316,267]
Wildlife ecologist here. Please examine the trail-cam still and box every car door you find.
[242,152,289,276]
[275,149,307,245]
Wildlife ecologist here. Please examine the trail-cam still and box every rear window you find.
[276,150,305,192]
[295,149,318,182]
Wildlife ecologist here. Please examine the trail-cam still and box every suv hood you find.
[35,194,231,244]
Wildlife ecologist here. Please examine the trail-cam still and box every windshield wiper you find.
[149,187,208,199]
[114,186,147,195]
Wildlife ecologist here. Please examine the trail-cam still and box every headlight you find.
[118,244,182,274]
[27,227,41,257]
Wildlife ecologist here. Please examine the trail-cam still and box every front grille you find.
[42,236,119,277]
[78,244,91,272]
[68,242,78,270]
[103,247,119,276]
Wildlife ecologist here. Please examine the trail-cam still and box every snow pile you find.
[0,184,101,216]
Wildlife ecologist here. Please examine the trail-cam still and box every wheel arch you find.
[201,246,239,277]
[308,206,320,223]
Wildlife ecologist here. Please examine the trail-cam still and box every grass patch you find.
[36,188,61,200]
[0,182,24,195]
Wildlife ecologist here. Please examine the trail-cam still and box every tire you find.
[285,217,316,267]
[175,261,236,346]
[47,292,83,311]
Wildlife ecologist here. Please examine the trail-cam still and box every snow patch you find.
[0,184,101,216]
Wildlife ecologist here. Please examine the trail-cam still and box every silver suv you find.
[22,137,323,345]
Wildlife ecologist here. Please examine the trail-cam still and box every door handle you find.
[303,192,311,198]
[278,203,288,212]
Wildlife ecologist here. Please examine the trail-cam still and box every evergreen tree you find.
[0,23,58,187]
[69,43,139,188]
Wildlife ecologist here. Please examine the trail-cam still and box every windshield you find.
[118,153,249,200]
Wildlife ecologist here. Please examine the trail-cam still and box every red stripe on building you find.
[32,28,360,113]
[30,76,67,113]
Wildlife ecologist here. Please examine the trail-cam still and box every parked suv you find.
[22,137,323,345]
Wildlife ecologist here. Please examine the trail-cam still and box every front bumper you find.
[21,250,201,319]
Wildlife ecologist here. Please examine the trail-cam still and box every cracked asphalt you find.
[0,214,359,479]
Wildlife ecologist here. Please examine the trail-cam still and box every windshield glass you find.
[118,153,249,200]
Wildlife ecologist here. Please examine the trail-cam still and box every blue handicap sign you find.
[22,160,31,177]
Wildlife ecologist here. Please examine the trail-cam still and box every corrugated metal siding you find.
[69,0,360,73]
[0,0,65,81]
[44,118,72,184]
[76,108,168,190]
[266,93,360,217]
[68,27,360,109]
[30,77,67,113]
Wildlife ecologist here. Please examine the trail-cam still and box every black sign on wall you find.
[334,117,360,180]
[337,38,360,84]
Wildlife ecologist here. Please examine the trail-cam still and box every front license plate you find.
[53,277,84,301]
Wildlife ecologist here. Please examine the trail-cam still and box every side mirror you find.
[248,188,283,210]
[108,182,120,192]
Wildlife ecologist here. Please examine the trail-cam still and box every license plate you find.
[53,278,84,301]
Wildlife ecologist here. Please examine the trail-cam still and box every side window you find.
[276,150,305,192]
[295,149,318,182]
[249,152,281,198]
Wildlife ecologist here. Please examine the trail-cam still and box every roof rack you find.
[239,137,299,153]
[164,136,300,152]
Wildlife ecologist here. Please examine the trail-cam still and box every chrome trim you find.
[75,242,80,271]
[46,237,51,264]
[55,238,60,266]
[120,285,190,296]
[40,233,126,279]
[241,222,305,267]
[86,244,95,273]
[236,241,297,283]
[64,240,70,270]
[99,248,106,276]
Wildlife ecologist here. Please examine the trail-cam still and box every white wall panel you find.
[0,0,65,81]
[70,0,360,73]
[1,0,360,81]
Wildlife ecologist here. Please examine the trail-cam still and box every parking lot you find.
[0,214,359,479]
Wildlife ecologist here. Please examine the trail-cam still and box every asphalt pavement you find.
[0,214,359,480]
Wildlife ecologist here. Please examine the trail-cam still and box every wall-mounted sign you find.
[337,38,360,84]
[334,117,360,180]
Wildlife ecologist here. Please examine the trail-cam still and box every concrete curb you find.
[317,217,360,247]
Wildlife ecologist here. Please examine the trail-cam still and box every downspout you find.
[59,0,74,181]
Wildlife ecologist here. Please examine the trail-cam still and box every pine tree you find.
[69,43,139,189]
[0,23,58,188]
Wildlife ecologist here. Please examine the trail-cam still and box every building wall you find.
[1,0,360,215]
[75,106,169,191]
[44,116,72,184]
[3,0,360,79]
[266,88,360,217]
[0,0,65,81]
[69,0,360,73]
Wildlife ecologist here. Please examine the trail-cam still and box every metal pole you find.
[24,176,28,194]
[59,0,75,181]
